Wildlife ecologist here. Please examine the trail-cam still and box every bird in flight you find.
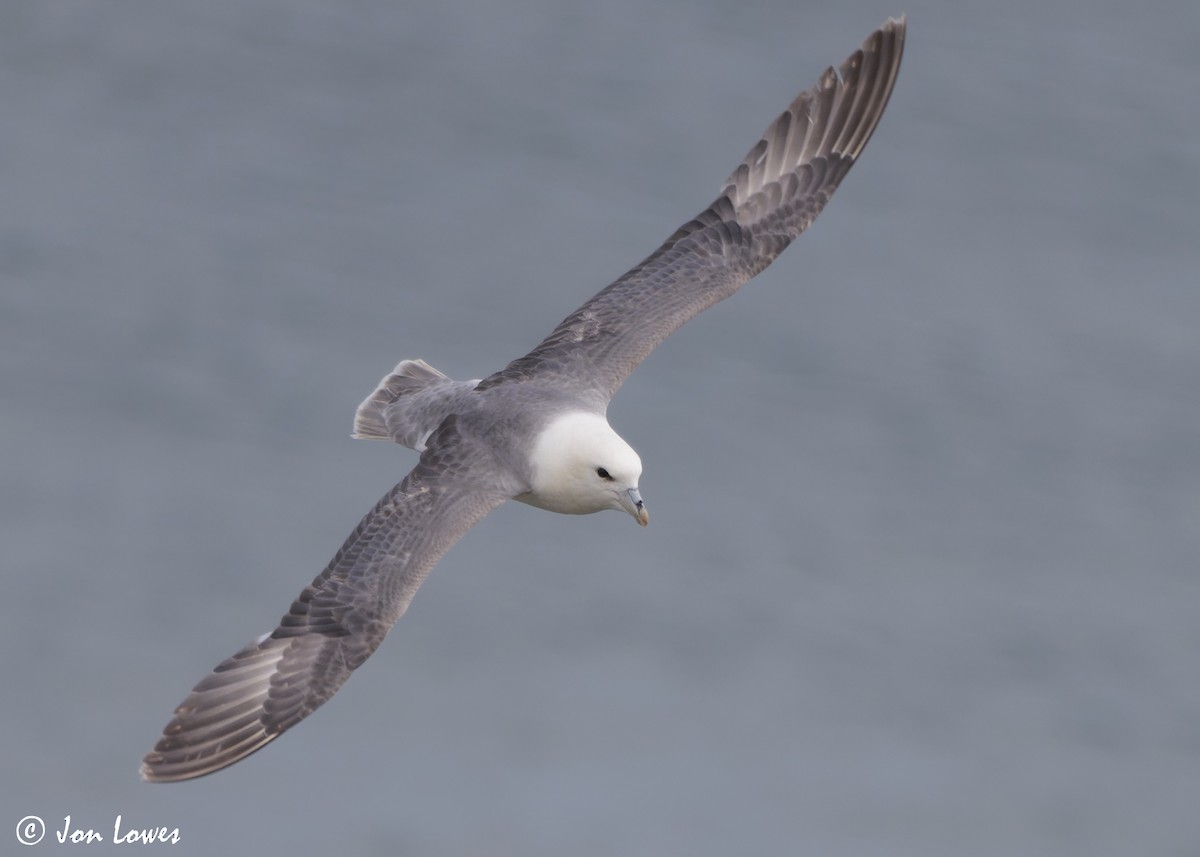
[142,17,906,782]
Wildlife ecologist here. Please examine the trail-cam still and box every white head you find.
[520,411,648,525]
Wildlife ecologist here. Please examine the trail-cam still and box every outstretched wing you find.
[477,17,905,404]
[141,418,513,782]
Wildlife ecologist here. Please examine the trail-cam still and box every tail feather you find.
[353,359,449,440]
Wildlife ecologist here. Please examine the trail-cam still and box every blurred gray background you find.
[3,0,1198,854]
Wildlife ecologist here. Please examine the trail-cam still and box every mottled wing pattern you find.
[477,18,905,403]
[141,417,513,782]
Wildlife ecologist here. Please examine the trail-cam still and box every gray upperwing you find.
[477,17,905,404]
[141,416,514,782]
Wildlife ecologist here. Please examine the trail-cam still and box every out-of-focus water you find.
[4,1,1199,854]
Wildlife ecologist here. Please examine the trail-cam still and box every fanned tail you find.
[353,359,450,440]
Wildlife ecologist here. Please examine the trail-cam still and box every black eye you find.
[596,467,614,481]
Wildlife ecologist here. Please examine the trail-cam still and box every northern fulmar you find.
[142,17,906,782]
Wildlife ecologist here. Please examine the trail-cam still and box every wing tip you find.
[719,15,906,217]
[139,635,291,783]
[139,730,280,783]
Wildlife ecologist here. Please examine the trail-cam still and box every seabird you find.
[142,17,906,782]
